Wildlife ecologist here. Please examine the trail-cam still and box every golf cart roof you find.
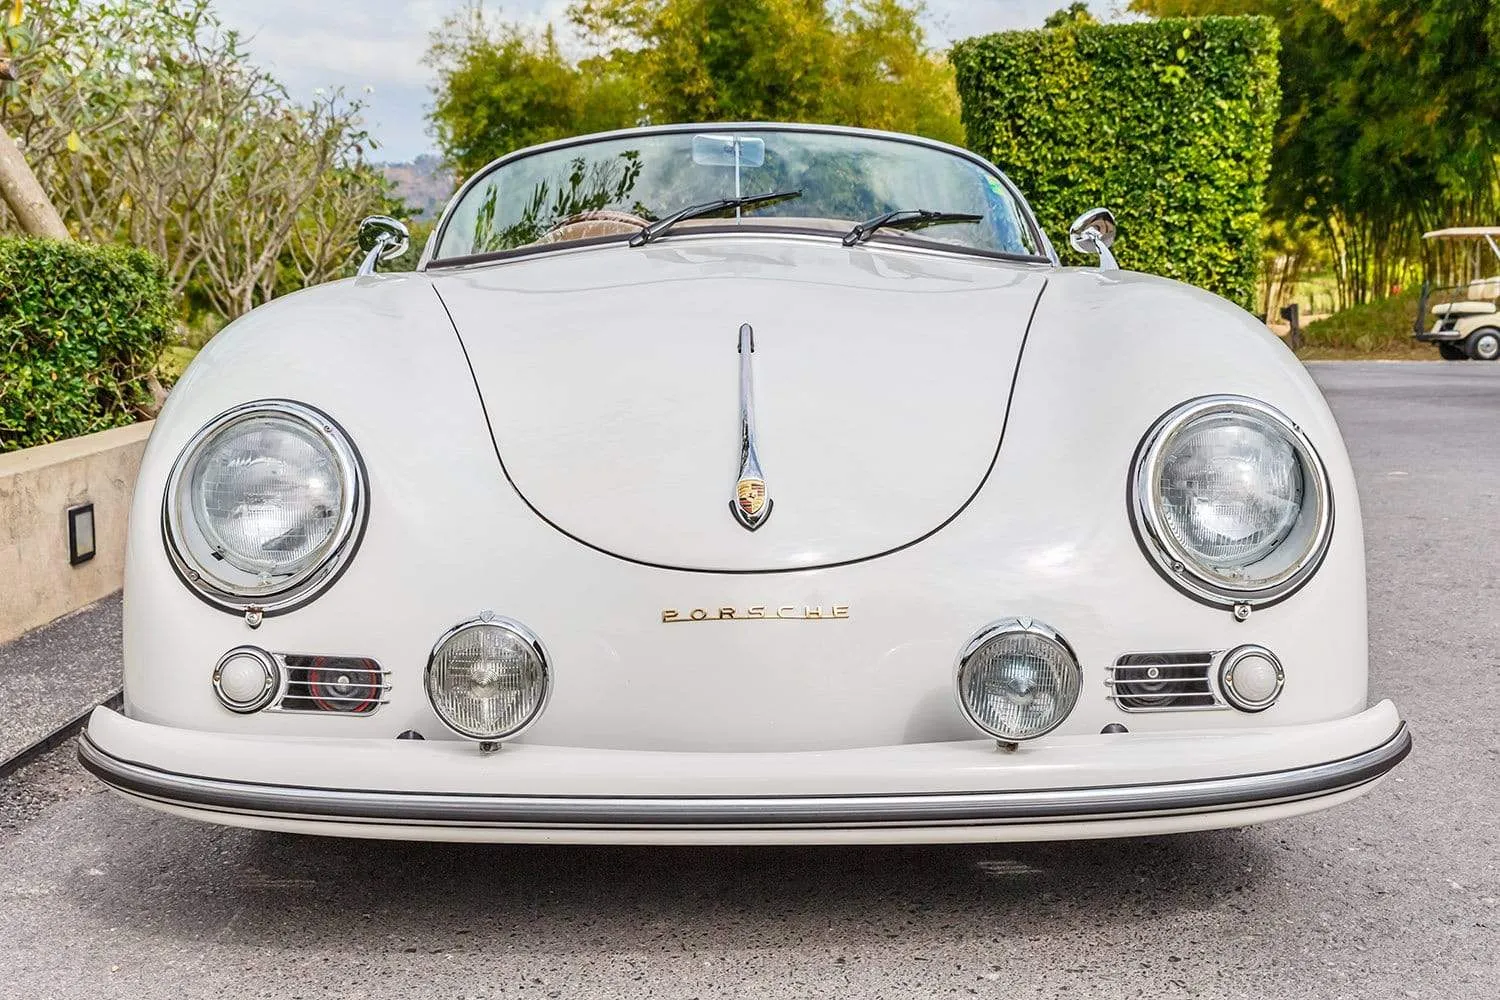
[1423,227,1500,240]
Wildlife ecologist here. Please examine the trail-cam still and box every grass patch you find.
[1294,290,1436,359]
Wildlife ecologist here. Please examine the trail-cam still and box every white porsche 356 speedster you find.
[81,123,1410,844]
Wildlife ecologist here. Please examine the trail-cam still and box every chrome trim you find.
[265,653,392,716]
[162,400,370,617]
[954,618,1083,742]
[1218,645,1285,713]
[356,215,410,276]
[423,616,552,743]
[211,646,279,714]
[730,323,772,531]
[1107,651,1228,713]
[1067,207,1118,269]
[78,723,1413,829]
[1129,395,1335,609]
[424,121,1056,268]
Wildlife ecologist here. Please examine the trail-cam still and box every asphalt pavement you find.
[0,361,1495,999]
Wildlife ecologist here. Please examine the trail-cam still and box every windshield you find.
[432,128,1041,262]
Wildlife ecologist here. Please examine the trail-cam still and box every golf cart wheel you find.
[1465,328,1500,361]
[1438,342,1467,360]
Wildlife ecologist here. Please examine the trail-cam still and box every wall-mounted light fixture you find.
[68,503,96,566]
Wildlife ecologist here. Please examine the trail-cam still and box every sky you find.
[212,1,1126,163]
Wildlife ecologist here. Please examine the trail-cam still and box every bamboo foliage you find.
[1132,0,1500,311]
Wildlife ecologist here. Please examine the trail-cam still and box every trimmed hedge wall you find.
[1,239,175,452]
[952,16,1279,309]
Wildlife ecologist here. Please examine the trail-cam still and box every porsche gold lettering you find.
[662,604,852,623]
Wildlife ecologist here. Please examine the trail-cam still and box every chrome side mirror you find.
[1068,208,1118,270]
[357,216,410,276]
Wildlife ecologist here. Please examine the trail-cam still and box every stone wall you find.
[0,422,152,643]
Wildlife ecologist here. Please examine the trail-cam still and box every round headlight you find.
[956,618,1082,741]
[164,401,367,615]
[426,618,551,742]
[1132,397,1332,607]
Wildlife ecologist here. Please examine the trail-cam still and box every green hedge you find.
[952,16,1279,309]
[1,239,175,452]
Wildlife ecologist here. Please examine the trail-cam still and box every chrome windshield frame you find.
[422,122,1058,270]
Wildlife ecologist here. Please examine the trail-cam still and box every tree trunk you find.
[0,122,69,240]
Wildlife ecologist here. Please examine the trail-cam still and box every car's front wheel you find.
[1466,327,1500,361]
[1438,342,1467,361]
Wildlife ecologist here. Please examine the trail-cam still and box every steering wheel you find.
[537,210,652,245]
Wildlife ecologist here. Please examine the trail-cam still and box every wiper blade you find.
[630,190,803,247]
[843,209,984,247]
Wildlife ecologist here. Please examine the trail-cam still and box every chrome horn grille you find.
[1107,652,1224,712]
[267,654,390,715]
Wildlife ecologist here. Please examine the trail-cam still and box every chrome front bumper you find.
[79,703,1411,842]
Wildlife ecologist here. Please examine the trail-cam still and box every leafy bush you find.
[1297,289,1426,358]
[0,238,175,452]
[952,16,1280,309]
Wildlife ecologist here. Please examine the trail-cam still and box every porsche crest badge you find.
[736,477,768,519]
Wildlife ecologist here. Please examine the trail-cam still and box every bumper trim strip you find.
[78,722,1411,830]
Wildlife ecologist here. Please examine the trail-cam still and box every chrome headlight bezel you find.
[162,400,368,616]
[1130,395,1333,609]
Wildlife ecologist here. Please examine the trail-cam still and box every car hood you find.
[432,237,1046,572]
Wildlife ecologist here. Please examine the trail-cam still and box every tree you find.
[822,0,966,141]
[427,9,643,180]
[1,0,394,318]
[427,0,963,177]
[571,0,962,141]
[1131,0,1500,306]
[0,123,65,237]
[188,89,381,318]
[0,1,67,237]
[1043,2,1097,28]
[570,0,838,124]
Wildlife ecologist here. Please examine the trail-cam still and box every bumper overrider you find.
[79,701,1410,844]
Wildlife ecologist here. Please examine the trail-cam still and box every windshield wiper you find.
[843,209,984,247]
[630,190,803,247]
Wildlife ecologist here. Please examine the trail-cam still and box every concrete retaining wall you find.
[0,422,152,644]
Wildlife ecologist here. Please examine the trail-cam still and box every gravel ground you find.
[0,361,1495,1000]
[0,740,98,837]
[0,594,122,767]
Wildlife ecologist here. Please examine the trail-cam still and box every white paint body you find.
[84,128,1407,843]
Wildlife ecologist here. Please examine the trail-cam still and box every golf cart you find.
[1415,227,1500,360]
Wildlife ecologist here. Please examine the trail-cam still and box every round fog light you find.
[213,647,278,713]
[1219,645,1284,712]
[956,619,1082,741]
[426,618,550,741]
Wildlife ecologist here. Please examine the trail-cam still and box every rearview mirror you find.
[691,134,766,168]
[357,216,410,276]
[1068,208,1118,270]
